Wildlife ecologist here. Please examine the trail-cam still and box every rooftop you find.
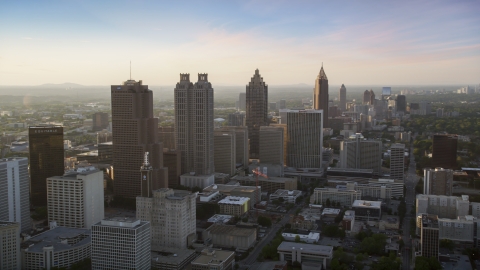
[206,224,256,237]
[151,248,196,265]
[192,249,235,266]
[207,214,233,224]
[272,189,302,197]
[21,227,90,253]
[218,196,250,205]
[322,208,341,215]
[98,217,145,228]
[352,200,382,208]
[277,241,333,256]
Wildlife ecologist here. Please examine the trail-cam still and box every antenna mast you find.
[130,61,131,80]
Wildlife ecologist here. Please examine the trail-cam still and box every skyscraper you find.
[424,168,453,196]
[396,95,406,113]
[286,110,323,169]
[259,126,284,165]
[369,89,376,105]
[238,92,246,111]
[339,84,346,112]
[432,134,458,169]
[111,79,168,198]
[339,133,382,176]
[218,126,249,167]
[174,73,214,175]
[313,66,329,127]
[390,143,405,182]
[214,130,236,175]
[420,214,439,259]
[363,90,371,105]
[92,112,109,131]
[246,69,268,159]
[29,126,64,206]
[0,158,31,232]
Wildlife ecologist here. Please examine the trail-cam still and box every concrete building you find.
[191,248,235,270]
[180,173,215,189]
[29,126,64,206]
[339,133,382,176]
[246,69,269,159]
[158,126,175,150]
[311,187,361,207]
[472,203,480,218]
[420,214,439,259]
[277,241,333,269]
[98,141,113,164]
[286,109,323,169]
[0,158,31,232]
[111,79,168,198]
[214,130,236,175]
[22,227,91,270]
[91,218,151,270]
[352,200,382,221]
[342,210,355,231]
[92,112,109,131]
[218,126,249,167]
[231,175,298,193]
[282,232,320,243]
[259,126,284,165]
[416,194,469,219]
[390,143,405,182]
[313,65,329,127]
[238,92,246,111]
[438,215,475,244]
[136,178,196,250]
[203,224,257,250]
[396,95,406,113]
[369,178,405,199]
[339,84,346,112]
[228,112,245,127]
[151,248,197,270]
[164,149,182,188]
[0,221,20,270]
[203,183,260,209]
[270,189,302,203]
[175,73,214,176]
[218,196,250,216]
[424,168,454,196]
[379,216,400,230]
[47,166,104,229]
[432,134,458,169]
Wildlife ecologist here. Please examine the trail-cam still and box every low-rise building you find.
[379,215,400,230]
[277,242,333,269]
[207,214,233,225]
[203,183,260,208]
[416,194,469,219]
[231,175,297,193]
[203,224,257,250]
[352,200,382,221]
[322,208,341,217]
[311,187,361,207]
[151,248,197,270]
[191,248,235,270]
[218,196,250,216]
[270,189,302,203]
[342,210,355,231]
[282,232,320,243]
[21,227,91,270]
[180,173,215,189]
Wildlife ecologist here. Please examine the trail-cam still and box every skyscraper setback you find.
[246,69,268,159]
[111,79,167,198]
[313,65,329,127]
[175,73,214,175]
[29,126,64,206]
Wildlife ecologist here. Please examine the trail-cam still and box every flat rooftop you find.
[277,241,333,256]
[206,224,256,237]
[151,248,196,264]
[207,214,233,224]
[353,200,382,208]
[322,208,341,215]
[272,189,302,196]
[192,249,234,265]
[218,196,250,205]
[98,217,145,228]
[21,227,90,253]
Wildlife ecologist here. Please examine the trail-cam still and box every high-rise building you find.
[158,126,175,150]
[390,143,405,182]
[214,130,236,175]
[339,134,382,176]
[218,126,249,167]
[369,90,375,105]
[420,214,439,259]
[396,95,406,113]
[286,110,323,169]
[228,112,245,126]
[91,218,151,270]
[92,112,109,131]
[0,158,31,232]
[424,168,453,196]
[416,194,469,219]
[175,73,214,175]
[313,66,329,127]
[0,221,20,270]
[238,92,246,111]
[270,124,288,165]
[246,69,268,159]
[259,126,284,165]
[29,126,64,207]
[111,79,168,198]
[47,166,104,229]
[363,90,371,105]
[164,149,182,188]
[432,134,458,169]
[339,84,346,112]
[277,99,286,110]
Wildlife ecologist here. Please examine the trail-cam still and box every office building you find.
[203,224,257,250]
[339,84,346,112]
[259,126,284,165]
[92,112,109,131]
[277,99,286,110]
[164,149,182,188]
[339,133,382,175]
[29,126,64,206]
[270,123,288,165]
[91,218,151,270]
[98,141,113,164]
[352,200,382,221]
[424,168,454,196]
[246,69,269,159]
[0,221,20,270]
[22,226,91,270]
[420,214,439,259]
[238,92,246,111]
[390,143,405,182]
[151,249,197,270]
[175,73,214,176]
[47,166,104,229]
[158,126,176,150]
[270,189,302,203]
[218,196,250,216]
[191,248,235,270]
[282,232,320,244]
[310,188,361,207]
[231,175,297,193]
[416,194,469,219]
[396,95,406,113]
[277,242,333,269]
[203,184,260,208]
[363,90,371,105]
[438,215,475,244]
[214,130,236,175]
[0,158,31,232]
[286,109,323,169]
[313,65,329,127]
[111,79,167,198]
[432,134,458,169]
[218,126,249,167]
[228,112,245,126]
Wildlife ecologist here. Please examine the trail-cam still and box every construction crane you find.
[252,167,268,217]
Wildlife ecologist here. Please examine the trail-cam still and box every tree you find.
[257,216,272,227]
[295,235,301,242]
[359,234,387,255]
[372,252,402,270]
[439,239,454,251]
[414,256,442,270]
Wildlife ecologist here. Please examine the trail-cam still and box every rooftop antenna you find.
[130,61,132,80]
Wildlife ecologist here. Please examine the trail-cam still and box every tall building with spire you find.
[339,84,347,112]
[111,79,168,198]
[175,73,214,175]
[363,90,371,105]
[246,69,268,159]
[313,65,328,127]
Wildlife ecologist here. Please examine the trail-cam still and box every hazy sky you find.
[1,0,479,86]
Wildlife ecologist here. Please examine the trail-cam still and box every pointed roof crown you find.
[317,66,328,80]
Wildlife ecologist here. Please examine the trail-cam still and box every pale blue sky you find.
[1,0,479,85]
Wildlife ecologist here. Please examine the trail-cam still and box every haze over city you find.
[1,0,479,86]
